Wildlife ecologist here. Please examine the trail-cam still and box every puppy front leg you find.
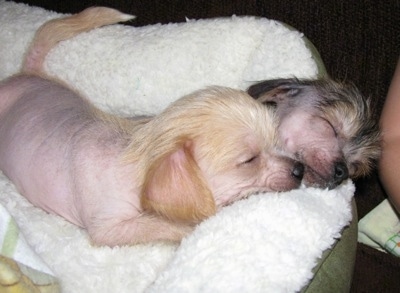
[87,214,195,247]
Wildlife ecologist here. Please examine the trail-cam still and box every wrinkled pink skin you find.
[0,76,200,247]
[278,107,346,188]
[0,76,197,246]
[0,76,139,227]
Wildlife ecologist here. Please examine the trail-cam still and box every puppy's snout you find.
[327,162,349,189]
[291,161,304,181]
[334,162,348,182]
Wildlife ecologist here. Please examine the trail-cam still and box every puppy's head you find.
[131,87,303,223]
[248,78,381,189]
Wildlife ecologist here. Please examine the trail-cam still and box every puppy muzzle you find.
[328,161,349,189]
[291,161,304,181]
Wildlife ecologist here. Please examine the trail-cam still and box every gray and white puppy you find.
[248,78,380,189]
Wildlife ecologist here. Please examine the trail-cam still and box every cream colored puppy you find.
[0,8,303,246]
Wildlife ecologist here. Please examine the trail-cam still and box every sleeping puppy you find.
[248,78,380,189]
[0,8,303,246]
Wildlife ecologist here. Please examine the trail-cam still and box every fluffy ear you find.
[141,143,216,223]
[247,78,304,104]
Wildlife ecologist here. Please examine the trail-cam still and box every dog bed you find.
[0,1,357,292]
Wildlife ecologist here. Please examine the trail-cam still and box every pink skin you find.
[278,109,344,187]
[0,76,138,227]
[0,75,303,246]
[0,76,183,246]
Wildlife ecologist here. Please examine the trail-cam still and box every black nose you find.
[334,162,349,183]
[291,161,304,180]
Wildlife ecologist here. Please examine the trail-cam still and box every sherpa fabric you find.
[0,1,354,292]
[0,1,318,116]
[0,170,354,293]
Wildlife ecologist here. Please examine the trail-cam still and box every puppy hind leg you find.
[23,7,135,75]
[87,214,194,247]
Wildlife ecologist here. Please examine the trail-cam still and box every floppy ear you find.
[141,142,217,223]
[247,78,304,104]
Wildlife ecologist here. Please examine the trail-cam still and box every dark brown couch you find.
[13,0,400,291]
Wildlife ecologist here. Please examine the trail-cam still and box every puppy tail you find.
[22,7,135,75]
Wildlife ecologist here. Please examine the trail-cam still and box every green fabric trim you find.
[303,37,328,78]
[384,233,400,257]
[1,218,19,257]
[279,21,328,78]
[301,199,358,293]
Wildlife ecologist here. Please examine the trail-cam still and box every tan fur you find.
[141,140,216,222]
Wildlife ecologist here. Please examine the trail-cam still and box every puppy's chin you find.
[302,169,344,190]
[270,181,302,192]
[225,181,302,203]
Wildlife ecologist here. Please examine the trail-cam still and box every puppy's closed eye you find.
[239,154,260,166]
[320,117,338,138]
[325,119,338,137]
